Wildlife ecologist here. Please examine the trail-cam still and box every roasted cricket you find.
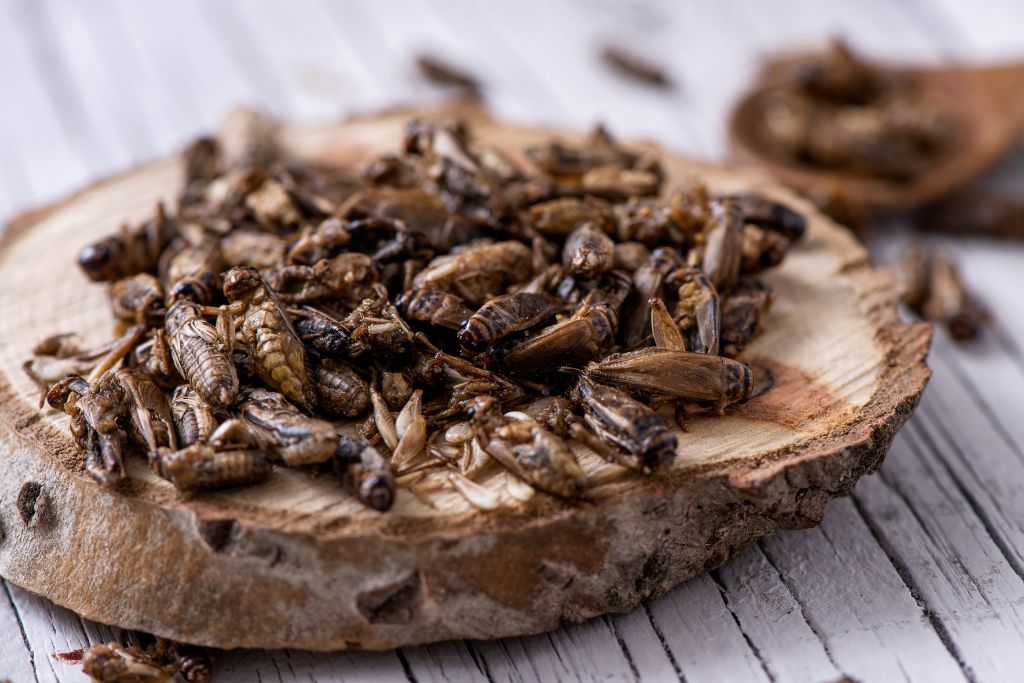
[334,434,396,511]
[153,418,271,492]
[458,291,561,352]
[224,266,316,409]
[468,395,584,498]
[238,387,336,466]
[164,296,239,409]
[416,54,482,96]
[171,384,217,447]
[109,273,165,327]
[563,221,615,278]
[77,202,177,282]
[570,375,677,472]
[600,45,671,87]
[63,637,211,683]
[397,287,474,331]
[312,356,370,417]
[47,373,129,487]
[894,244,988,341]
[38,114,806,508]
[743,39,960,183]
[585,348,753,413]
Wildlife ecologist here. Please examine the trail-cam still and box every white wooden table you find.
[1,1,1023,681]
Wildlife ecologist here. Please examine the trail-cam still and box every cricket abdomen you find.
[250,306,314,408]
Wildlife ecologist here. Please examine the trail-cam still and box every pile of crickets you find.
[26,113,805,510]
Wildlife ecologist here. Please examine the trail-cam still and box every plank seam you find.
[2,581,39,683]
[543,631,574,678]
[602,615,640,682]
[989,326,1024,378]
[911,410,1024,581]
[753,540,842,673]
[464,640,497,683]
[708,571,776,683]
[396,648,419,683]
[886,433,997,611]
[848,491,975,682]
[505,639,541,683]
[282,648,300,679]
[267,651,287,683]
[936,352,1024,466]
[641,604,686,683]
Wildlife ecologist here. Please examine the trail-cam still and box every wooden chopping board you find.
[0,102,931,651]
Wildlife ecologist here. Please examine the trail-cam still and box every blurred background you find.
[3,0,1022,214]
[3,2,1024,682]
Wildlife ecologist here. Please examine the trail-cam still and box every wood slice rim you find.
[0,103,931,650]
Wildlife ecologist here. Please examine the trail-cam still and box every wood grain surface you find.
[0,0,1022,681]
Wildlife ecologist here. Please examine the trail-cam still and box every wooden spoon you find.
[729,55,1024,213]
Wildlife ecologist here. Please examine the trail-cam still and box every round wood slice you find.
[0,103,930,650]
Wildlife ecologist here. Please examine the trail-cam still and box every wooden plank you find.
[156,0,282,117]
[206,649,292,683]
[34,0,155,163]
[114,0,254,130]
[192,0,298,116]
[543,618,641,683]
[0,2,87,206]
[4,585,413,683]
[303,0,396,108]
[10,0,131,178]
[359,0,558,123]
[400,642,488,683]
[713,547,841,682]
[854,428,1024,681]
[952,240,1024,375]
[606,610,682,681]
[313,0,414,100]
[910,349,1024,575]
[474,613,667,683]
[1,582,131,683]
[426,0,570,124]
[473,634,577,683]
[930,314,1024,450]
[108,0,210,135]
[0,582,40,683]
[718,0,943,62]
[215,647,412,683]
[849,231,1024,676]
[226,0,372,121]
[473,0,694,150]
[54,0,197,157]
[912,0,1024,59]
[760,500,966,682]
[634,0,758,155]
[647,575,771,683]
